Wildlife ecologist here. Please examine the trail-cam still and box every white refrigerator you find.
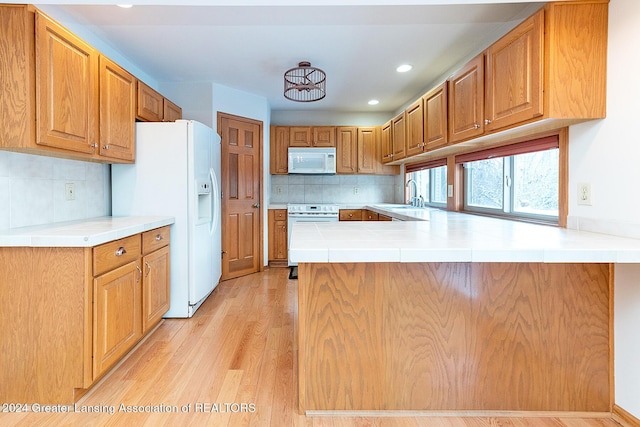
[112,120,221,318]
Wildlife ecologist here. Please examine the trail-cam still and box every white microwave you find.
[288,147,336,174]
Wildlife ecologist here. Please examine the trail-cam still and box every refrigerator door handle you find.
[209,168,220,235]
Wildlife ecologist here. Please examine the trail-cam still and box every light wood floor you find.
[3,268,625,426]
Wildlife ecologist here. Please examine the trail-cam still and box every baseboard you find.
[613,404,640,427]
[306,410,613,419]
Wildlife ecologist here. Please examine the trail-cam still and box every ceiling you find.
[33,1,545,115]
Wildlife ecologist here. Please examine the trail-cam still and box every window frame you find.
[405,158,448,208]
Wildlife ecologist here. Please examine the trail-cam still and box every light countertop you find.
[0,216,175,247]
[289,205,640,264]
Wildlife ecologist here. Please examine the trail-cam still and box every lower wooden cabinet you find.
[339,209,363,221]
[0,226,171,404]
[268,209,288,266]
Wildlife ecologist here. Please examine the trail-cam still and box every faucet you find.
[405,179,418,207]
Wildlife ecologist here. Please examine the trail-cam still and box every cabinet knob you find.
[484,119,492,125]
[473,123,481,129]
[102,145,110,150]
[155,234,163,241]
[115,247,127,256]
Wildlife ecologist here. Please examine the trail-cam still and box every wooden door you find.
[93,261,141,379]
[313,126,336,147]
[219,113,263,280]
[448,54,484,144]
[357,127,376,174]
[423,82,448,150]
[336,127,358,174]
[136,80,163,121]
[405,99,425,157]
[36,11,98,154]
[485,9,543,132]
[289,126,312,147]
[99,55,135,162]
[142,245,170,333]
[163,98,182,122]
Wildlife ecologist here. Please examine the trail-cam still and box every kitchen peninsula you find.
[291,206,640,414]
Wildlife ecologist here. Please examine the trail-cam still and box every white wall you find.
[566,0,640,419]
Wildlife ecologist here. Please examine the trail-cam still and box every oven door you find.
[287,215,337,266]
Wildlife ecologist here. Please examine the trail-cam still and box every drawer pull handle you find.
[145,261,151,277]
[155,234,163,241]
[115,247,127,256]
[136,265,142,283]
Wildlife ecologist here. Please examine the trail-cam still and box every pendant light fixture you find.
[283,61,326,102]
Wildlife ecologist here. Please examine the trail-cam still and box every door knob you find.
[253,203,260,208]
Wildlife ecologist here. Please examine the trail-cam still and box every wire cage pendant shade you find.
[283,61,326,102]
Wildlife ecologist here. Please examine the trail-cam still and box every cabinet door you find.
[142,245,170,333]
[163,98,182,122]
[289,127,312,147]
[381,121,393,164]
[99,55,135,162]
[313,126,336,147]
[363,210,379,221]
[336,127,358,174]
[485,9,543,132]
[448,54,484,144]
[339,209,362,221]
[391,112,406,161]
[357,127,377,174]
[136,80,163,122]
[423,82,448,150]
[270,126,289,174]
[405,99,425,157]
[35,12,98,155]
[268,209,288,262]
[93,260,142,379]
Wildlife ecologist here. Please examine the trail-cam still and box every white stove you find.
[287,204,339,266]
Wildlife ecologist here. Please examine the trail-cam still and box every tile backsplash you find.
[270,174,403,205]
[0,151,110,230]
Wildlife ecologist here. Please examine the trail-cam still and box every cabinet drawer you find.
[273,209,287,221]
[93,235,141,276]
[142,226,170,255]
[339,209,363,221]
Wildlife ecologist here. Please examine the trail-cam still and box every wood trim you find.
[454,135,559,164]
[557,127,569,228]
[613,404,640,427]
[609,264,615,412]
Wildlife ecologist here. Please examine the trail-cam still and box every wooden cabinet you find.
[99,55,136,162]
[485,9,543,132]
[391,112,407,161]
[381,120,393,164]
[268,209,288,266]
[289,126,336,147]
[363,210,379,221]
[379,213,393,221]
[405,99,425,157]
[35,10,99,155]
[270,126,289,174]
[93,259,142,379]
[136,80,182,122]
[141,226,171,333]
[0,225,171,404]
[339,209,363,221]
[358,127,399,175]
[336,126,358,174]
[448,54,485,144]
[423,82,448,150]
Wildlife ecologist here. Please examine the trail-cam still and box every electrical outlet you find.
[447,185,454,198]
[353,187,359,195]
[65,183,75,201]
[276,185,283,194]
[577,182,591,206]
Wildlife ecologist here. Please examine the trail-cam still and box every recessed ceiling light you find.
[117,4,133,8]
[368,99,379,106]
[396,64,413,73]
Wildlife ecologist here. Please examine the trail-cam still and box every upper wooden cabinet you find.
[336,126,358,174]
[448,54,485,144]
[289,126,336,147]
[485,9,543,132]
[381,121,393,164]
[136,80,182,122]
[270,126,289,174]
[358,127,399,175]
[391,112,407,161]
[423,81,448,150]
[35,10,99,155]
[405,98,425,157]
[99,55,136,162]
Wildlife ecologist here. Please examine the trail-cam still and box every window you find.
[405,159,447,208]
[457,136,559,222]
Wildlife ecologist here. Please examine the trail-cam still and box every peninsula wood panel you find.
[0,247,91,404]
[298,262,610,412]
